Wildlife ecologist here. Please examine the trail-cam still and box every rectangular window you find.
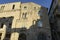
[12,5,15,9]
[22,13,27,19]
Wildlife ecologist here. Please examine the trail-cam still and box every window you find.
[18,33,26,40]
[22,13,27,19]
[20,6,21,8]
[38,10,43,17]
[0,33,2,39]
[34,7,36,9]
[12,5,15,9]
[1,6,5,10]
[24,6,27,9]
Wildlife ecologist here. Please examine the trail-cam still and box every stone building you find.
[0,2,51,40]
[49,0,60,40]
[52,0,60,40]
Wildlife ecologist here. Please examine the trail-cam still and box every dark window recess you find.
[22,13,27,19]
[34,7,36,9]
[38,10,43,17]
[12,5,15,9]
[20,6,21,8]
[24,6,27,9]
[25,13,27,18]
[1,6,5,10]
[0,33,2,39]
[0,23,4,28]
[18,33,26,40]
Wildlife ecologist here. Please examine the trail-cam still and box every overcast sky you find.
[0,0,52,8]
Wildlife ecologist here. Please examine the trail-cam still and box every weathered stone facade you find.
[0,2,51,40]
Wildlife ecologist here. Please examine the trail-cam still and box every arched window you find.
[38,33,47,40]
[18,33,26,40]
[38,10,43,17]
[1,6,5,10]
[34,7,36,10]
[22,13,27,19]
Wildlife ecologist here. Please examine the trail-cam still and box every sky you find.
[0,0,52,8]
